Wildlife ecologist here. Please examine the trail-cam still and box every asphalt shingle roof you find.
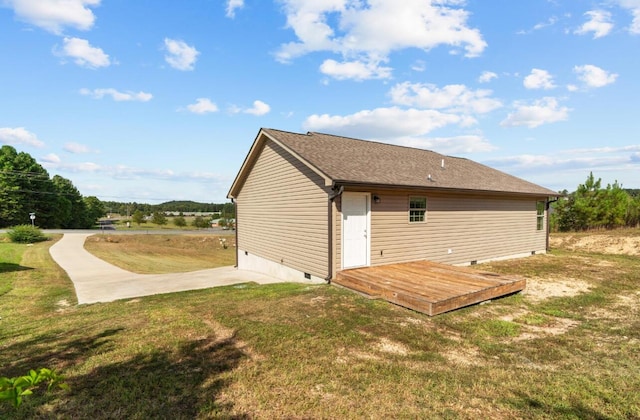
[262,128,558,197]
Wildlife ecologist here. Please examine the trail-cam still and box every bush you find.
[191,216,209,229]
[6,225,47,244]
[151,211,167,226]
[0,368,68,408]
[173,216,187,227]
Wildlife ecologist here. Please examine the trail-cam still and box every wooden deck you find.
[334,261,526,316]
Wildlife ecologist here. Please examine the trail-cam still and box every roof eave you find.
[227,128,334,199]
[333,180,562,198]
[227,129,266,199]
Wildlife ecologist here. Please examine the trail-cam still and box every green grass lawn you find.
[1,234,638,418]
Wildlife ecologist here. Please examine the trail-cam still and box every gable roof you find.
[228,128,560,198]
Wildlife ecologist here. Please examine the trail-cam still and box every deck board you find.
[334,260,525,316]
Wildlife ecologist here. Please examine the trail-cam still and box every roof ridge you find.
[307,131,450,157]
[265,128,468,160]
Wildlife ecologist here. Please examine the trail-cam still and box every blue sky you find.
[1,0,639,204]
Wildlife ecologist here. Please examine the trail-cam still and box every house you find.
[227,128,560,284]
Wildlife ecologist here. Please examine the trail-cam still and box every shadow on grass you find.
[0,262,33,274]
[511,391,612,419]
[1,328,125,376]
[1,328,248,419]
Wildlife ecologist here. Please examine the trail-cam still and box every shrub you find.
[192,216,209,229]
[0,368,68,408]
[6,225,47,244]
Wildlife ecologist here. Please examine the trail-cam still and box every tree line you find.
[551,172,640,231]
[1,145,235,229]
[128,210,220,229]
[0,146,105,229]
[101,200,235,218]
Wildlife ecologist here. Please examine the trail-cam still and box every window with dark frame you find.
[536,201,545,230]
[409,196,427,223]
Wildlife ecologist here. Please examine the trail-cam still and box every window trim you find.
[409,196,427,223]
[536,201,545,231]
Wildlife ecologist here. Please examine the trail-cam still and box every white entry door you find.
[342,192,370,269]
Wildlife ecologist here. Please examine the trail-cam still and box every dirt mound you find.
[550,234,640,256]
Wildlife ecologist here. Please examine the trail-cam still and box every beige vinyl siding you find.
[338,190,547,268]
[236,140,330,278]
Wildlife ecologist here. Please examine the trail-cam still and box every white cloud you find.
[245,100,271,116]
[501,97,570,128]
[163,38,199,71]
[0,127,44,148]
[41,160,101,173]
[632,9,640,34]
[389,82,502,114]
[615,0,640,34]
[319,58,392,81]
[228,101,269,115]
[276,0,486,80]
[533,16,558,31]
[41,159,229,185]
[40,153,61,163]
[226,0,244,18]
[303,107,467,140]
[484,145,640,175]
[518,16,559,34]
[63,142,91,153]
[80,88,153,102]
[478,71,497,83]
[564,145,640,154]
[186,98,219,114]
[484,154,589,171]
[397,135,497,154]
[574,64,618,88]
[5,0,100,34]
[411,60,426,72]
[56,37,110,68]
[575,10,614,38]
[523,68,556,90]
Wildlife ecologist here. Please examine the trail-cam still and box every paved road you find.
[49,233,307,305]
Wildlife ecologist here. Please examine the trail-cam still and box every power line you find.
[1,171,231,203]
[0,169,52,181]
[0,188,84,198]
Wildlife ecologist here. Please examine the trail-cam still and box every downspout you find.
[546,197,559,252]
[326,185,344,283]
[231,198,238,268]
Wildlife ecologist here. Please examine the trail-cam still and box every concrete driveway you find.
[49,233,302,304]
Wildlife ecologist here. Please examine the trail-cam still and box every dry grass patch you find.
[83,234,235,274]
[442,346,483,367]
[524,276,592,303]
